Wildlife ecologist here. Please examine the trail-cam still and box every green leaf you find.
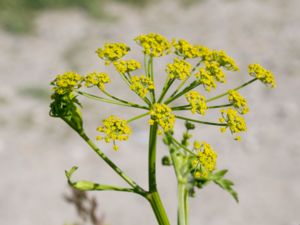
[214,178,239,203]
[65,166,78,183]
[209,169,228,180]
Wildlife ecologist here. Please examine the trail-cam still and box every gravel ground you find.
[0,0,300,225]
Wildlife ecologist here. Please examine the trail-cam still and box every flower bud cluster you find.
[52,71,83,95]
[166,58,192,80]
[185,91,207,115]
[228,90,249,114]
[84,72,110,90]
[96,115,132,151]
[130,75,155,98]
[248,63,276,88]
[113,59,141,74]
[149,103,175,132]
[96,43,130,65]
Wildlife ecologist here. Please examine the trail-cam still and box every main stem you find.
[178,182,189,225]
[148,123,171,225]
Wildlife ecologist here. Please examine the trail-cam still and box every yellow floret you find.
[130,75,155,98]
[52,71,83,95]
[149,103,175,132]
[228,90,249,114]
[84,72,110,90]
[195,68,216,92]
[219,108,247,140]
[96,115,131,151]
[96,42,130,65]
[172,39,202,58]
[113,59,141,74]
[185,91,207,115]
[191,142,217,178]
[205,61,226,83]
[135,33,171,57]
[212,50,239,71]
[248,64,276,88]
[166,58,192,80]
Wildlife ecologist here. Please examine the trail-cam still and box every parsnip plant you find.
[49,33,276,225]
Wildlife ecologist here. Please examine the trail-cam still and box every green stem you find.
[147,192,171,225]
[148,122,158,191]
[127,112,149,123]
[178,182,188,225]
[77,91,148,110]
[175,115,227,127]
[76,130,145,195]
[172,103,233,111]
[169,135,197,156]
[206,78,257,102]
[149,57,156,103]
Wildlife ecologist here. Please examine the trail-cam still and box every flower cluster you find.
[149,103,175,132]
[96,115,132,151]
[195,68,216,91]
[248,64,276,88]
[185,91,207,115]
[52,71,83,95]
[219,108,247,140]
[166,58,192,80]
[130,75,155,98]
[191,141,217,178]
[212,50,239,71]
[113,59,141,74]
[172,39,201,58]
[84,72,110,90]
[96,43,130,65]
[228,90,249,114]
[135,33,171,57]
[205,61,226,83]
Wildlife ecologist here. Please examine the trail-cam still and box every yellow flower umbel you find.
[84,72,110,90]
[166,58,192,80]
[130,75,155,98]
[212,50,239,71]
[195,68,216,92]
[205,61,226,83]
[219,108,247,140]
[191,141,217,178]
[52,71,83,95]
[172,39,201,58]
[113,59,141,74]
[228,90,249,114]
[185,91,207,115]
[149,103,175,132]
[96,43,130,65]
[135,33,171,57]
[248,64,276,88]
[96,115,131,151]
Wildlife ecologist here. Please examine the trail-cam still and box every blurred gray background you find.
[0,0,299,225]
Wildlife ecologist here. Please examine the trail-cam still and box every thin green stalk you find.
[75,130,145,195]
[127,112,149,123]
[158,78,175,103]
[206,78,258,102]
[175,115,227,127]
[147,192,171,225]
[172,103,233,111]
[71,182,137,193]
[169,135,197,157]
[149,56,156,103]
[77,91,148,110]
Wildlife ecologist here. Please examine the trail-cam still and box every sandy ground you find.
[0,0,300,225]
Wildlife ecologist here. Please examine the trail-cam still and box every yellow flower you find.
[149,103,175,132]
[172,39,202,58]
[248,64,276,88]
[197,46,213,61]
[166,58,192,80]
[228,90,249,114]
[219,108,247,140]
[113,59,141,74]
[130,75,155,98]
[96,115,131,151]
[192,142,217,178]
[185,91,207,115]
[84,72,110,90]
[212,50,239,71]
[195,68,216,92]
[96,42,130,65]
[135,33,171,57]
[52,71,83,95]
[205,61,226,83]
